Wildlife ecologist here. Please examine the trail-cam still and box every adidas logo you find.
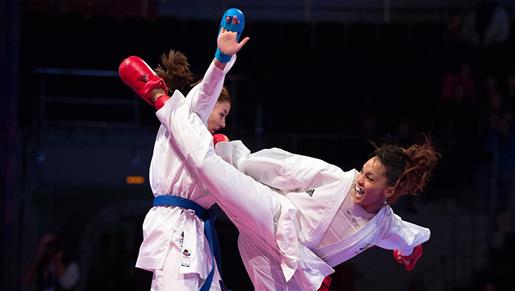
[306,189,315,196]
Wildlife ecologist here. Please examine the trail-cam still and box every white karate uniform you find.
[135,56,237,291]
[158,91,430,290]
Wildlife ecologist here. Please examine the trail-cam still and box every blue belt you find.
[153,195,224,291]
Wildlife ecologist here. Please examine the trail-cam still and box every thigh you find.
[200,153,281,246]
[240,147,341,193]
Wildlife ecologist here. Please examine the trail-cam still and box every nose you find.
[356,172,364,186]
[220,118,226,129]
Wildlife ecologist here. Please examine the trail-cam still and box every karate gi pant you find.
[151,237,223,291]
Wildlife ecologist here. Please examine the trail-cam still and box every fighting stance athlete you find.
[119,8,249,291]
[155,88,438,290]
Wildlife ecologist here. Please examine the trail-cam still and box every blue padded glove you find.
[215,8,245,63]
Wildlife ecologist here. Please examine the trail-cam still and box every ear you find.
[384,186,395,199]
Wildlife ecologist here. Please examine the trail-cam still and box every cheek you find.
[206,117,215,131]
[364,182,379,195]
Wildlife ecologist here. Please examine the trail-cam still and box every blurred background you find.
[1,0,515,290]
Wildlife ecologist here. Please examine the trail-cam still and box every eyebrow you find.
[362,166,378,178]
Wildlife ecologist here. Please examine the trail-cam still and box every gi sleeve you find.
[186,55,236,123]
[375,212,430,256]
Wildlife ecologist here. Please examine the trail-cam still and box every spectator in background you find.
[461,0,512,76]
[441,7,475,73]
[461,0,510,48]
[441,62,476,105]
[442,7,467,49]
[22,233,80,291]
[436,62,480,203]
[438,61,479,150]
[473,73,515,212]
[478,74,505,130]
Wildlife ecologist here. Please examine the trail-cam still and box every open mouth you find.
[354,185,365,197]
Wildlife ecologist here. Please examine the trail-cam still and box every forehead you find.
[363,156,387,176]
[215,101,231,111]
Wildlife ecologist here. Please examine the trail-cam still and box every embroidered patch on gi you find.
[178,232,184,248]
[181,249,191,267]
[344,210,360,229]
[306,189,315,196]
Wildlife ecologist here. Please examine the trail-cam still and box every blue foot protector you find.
[215,8,245,63]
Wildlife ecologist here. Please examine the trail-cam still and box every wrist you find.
[215,48,231,63]
[213,58,227,70]
[151,89,167,102]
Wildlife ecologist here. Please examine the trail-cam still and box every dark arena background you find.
[2,0,515,290]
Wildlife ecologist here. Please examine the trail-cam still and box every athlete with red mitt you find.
[119,8,248,291]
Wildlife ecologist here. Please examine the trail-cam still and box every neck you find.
[361,201,385,214]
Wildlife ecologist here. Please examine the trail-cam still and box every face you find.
[352,156,394,213]
[207,101,231,134]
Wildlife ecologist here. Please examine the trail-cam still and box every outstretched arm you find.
[376,213,430,271]
[186,10,249,122]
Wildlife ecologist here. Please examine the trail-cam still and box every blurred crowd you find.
[436,0,514,212]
